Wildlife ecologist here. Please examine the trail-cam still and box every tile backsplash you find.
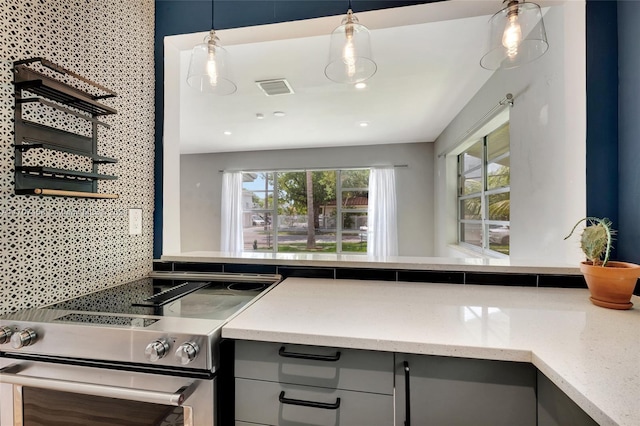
[0,0,155,314]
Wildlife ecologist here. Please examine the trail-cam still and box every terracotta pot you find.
[580,261,640,310]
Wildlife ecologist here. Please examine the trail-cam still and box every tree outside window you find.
[241,169,369,253]
[458,122,510,255]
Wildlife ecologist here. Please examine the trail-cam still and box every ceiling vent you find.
[256,79,295,96]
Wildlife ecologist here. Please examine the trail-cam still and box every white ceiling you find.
[170,1,507,154]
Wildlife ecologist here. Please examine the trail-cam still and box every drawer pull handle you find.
[278,346,341,362]
[404,361,411,426]
[279,391,341,410]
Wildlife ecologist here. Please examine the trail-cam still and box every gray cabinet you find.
[537,371,598,426]
[234,340,393,426]
[234,341,595,426]
[395,354,537,426]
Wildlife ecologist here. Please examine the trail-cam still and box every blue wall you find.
[617,0,640,263]
[584,0,640,263]
[585,0,619,258]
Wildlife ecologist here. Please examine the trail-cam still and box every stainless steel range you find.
[0,271,281,426]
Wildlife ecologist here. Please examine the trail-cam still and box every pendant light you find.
[480,0,549,71]
[186,0,236,95]
[325,0,377,84]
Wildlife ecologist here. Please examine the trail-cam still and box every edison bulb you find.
[341,22,357,79]
[343,36,356,77]
[502,14,522,59]
[206,48,218,86]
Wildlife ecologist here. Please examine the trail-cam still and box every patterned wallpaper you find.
[0,0,155,314]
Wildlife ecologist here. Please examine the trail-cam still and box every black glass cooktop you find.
[45,275,275,320]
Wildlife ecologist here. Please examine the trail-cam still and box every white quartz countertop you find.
[222,278,640,426]
[162,251,580,274]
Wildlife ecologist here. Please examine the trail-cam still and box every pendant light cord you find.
[348,0,353,11]
[211,0,215,29]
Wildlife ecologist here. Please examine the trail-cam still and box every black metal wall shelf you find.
[16,98,111,127]
[14,60,116,116]
[15,188,119,199]
[15,169,112,194]
[14,142,118,164]
[16,119,92,152]
[16,166,117,181]
[13,58,118,199]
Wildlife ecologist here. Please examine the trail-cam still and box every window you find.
[241,169,369,254]
[458,122,510,255]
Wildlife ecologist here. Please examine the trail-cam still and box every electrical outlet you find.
[129,208,142,235]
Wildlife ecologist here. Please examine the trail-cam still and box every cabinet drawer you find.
[235,340,393,394]
[235,378,393,426]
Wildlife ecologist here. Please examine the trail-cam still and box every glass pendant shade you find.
[480,0,548,70]
[187,30,237,95]
[325,9,377,84]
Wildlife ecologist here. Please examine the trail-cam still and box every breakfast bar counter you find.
[223,278,640,426]
[162,251,580,274]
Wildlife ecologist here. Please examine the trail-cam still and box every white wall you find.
[180,143,433,256]
[433,2,586,265]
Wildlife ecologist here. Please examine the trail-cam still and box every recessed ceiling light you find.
[359,121,369,127]
[256,113,264,119]
[355,82,367,90]
[273,111,286,117]
[224,131,232,135]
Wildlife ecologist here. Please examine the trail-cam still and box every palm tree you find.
[462,165,510,220]
[305,171,316,249]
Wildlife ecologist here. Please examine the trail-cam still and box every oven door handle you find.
[0,365,197,406]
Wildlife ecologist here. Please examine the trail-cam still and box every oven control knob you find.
[10,328,37,349]
[175,342,199,365]
[0,326,12,344]
[145,339,170,362]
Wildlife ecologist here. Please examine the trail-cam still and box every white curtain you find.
[220,172,244,253]
[367,168,398,257]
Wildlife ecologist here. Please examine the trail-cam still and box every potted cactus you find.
[565,217,640,309]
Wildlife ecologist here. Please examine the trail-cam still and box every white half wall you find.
[179,143,434,256]
[433,2,586,265]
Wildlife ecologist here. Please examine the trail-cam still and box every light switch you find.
[129,208,143,235]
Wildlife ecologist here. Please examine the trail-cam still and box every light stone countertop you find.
[162,251,580,275]
[222,277,640,426]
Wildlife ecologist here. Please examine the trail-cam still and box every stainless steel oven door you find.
[0,359,215,426]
